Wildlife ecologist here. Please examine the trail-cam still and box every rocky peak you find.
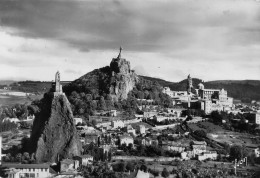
[30,73,81,163]
[110,47,131,74]
[109,47,139,100]
[110,58,131,74]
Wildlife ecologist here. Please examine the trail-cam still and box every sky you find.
[0,0,260,82]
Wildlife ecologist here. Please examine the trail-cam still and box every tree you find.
[161,168,170,178]
[194,130,207,138]
[126,161,135,172]
[98,96,107,110]
[140,164,147,172]
[211,111,223,124]
[230,145,246,160]
[118,161,126,172]
[91,120,97,126]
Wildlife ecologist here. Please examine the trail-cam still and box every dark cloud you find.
[0,0,260,81]
[4,0,256,52]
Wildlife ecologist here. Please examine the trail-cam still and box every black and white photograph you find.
[0,0,260,177]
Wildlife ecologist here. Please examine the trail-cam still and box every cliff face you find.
[30,92,81,163]
[109,58,139,100]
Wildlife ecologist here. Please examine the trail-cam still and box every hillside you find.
[62,56,172,117]
[205,81,260,103]
[207,80,260,86]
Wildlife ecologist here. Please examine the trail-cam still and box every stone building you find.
[74,155,94,166]
[111,120,124,129]
[119,135,133,146]
[2,163,52,178]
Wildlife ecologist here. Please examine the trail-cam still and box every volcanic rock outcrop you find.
[109,53,139,100]
[63,47,139,101]
[30,72,81,163]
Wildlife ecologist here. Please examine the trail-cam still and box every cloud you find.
[64,69,82,75]
[1,0,259,52]
[0,0,259,81]
[133,65,150,76]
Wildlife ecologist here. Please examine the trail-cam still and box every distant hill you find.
[0,80,16,86]
[206,80,260,86]
[139,76,175,87]
[205,81,260,103]
[1,81,71,94]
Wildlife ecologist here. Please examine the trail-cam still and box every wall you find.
[112,156,181,162]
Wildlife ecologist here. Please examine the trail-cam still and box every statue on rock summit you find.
[30,72,81,163]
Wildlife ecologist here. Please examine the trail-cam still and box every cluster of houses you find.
[2,115,35,125]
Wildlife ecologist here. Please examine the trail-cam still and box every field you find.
[130,122,153,130]
[188,121,259,147]
[188,121,225,133]
[1,129,31,150]
[0,89,43,106]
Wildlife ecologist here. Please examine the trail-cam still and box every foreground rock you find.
[30,72,81,163]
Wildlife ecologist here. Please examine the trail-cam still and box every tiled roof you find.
[120,135,133,140]
[2,163,50,169]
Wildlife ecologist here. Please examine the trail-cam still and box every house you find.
[126,125,136,136]
[26,115,35,121]
[110,110,117,117]
[135,114,143,119]
[74,155,94,166]
[84,133,100,144]
[167,108,182,117]
[60,159,79,172]
[161,141,186,153]
[248,147,260,158]
[135,169,149,178]
[254,148,260,157]
[155,116,168,122]
[143,112,157,119]
[249,113,260,124]
[2,118,20,124]
[196,151,217,161]
[191,141,207,154]
[141,138,152,146]
[73,118,83,125]
[119,135,134,146]
[138,125,146,134]
[2,163,52,178]
[111,120,124,129]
